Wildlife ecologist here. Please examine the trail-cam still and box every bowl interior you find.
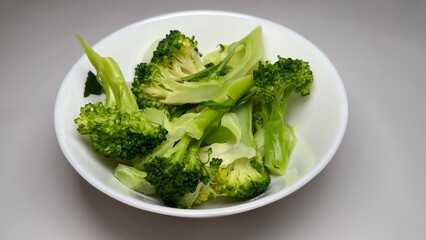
[54,11,347,218]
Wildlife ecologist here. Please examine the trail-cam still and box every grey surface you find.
[1,0,425,239]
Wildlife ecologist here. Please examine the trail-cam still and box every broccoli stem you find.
[183,26,263,83]
[211,74,255,105]
[233,100,255,150]
[180,63,223,82]
[263,89,297,175]
[209,26,264,81]
[183,74,256,140]
[76,35,138,113]
[185,107,228,140]
[164,134,192,161]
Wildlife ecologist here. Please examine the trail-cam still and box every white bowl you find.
[54,10,348,218]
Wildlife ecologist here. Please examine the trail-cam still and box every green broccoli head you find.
[143,135,211,207]
[254,57,314,101]
[174,157,223,209]
[151,30,205,78]
[144,156,207,206]
[214,158,271,199]
[75,103,167,160]
[132,62,167,109]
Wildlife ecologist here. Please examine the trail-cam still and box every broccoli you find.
[139,65,259,208]
[73,27,314,209]
[139,103,231,208]
[142,135,212,207]
[74,36,167,160]
[113,164,156,195]
[199,106,256,166]
[132,61,222,107]
[151,30,205,79]
[131,27,264,106]
[113,158,222,209]
[131,30,204,111]
[172,158,222,208]
[201,26,264,82]
[202,100,271,199]
[131,29,219,107]
[214,158,270,199]
[253,57,314,175]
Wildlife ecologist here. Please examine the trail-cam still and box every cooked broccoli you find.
[131,27,264,105]
[253,57,313,175]
[214,158,270,199]
[201,26,264,82]
[200,104,256,166]
[138,103,231,208]
[139,65,259,208]
[113,164,156,195]
[131,30,219,107]
[202,100,271,199]
[151,30,205,78]
[173,158,222,208]
[74,36,167,160]
[73,27,315,209]
[132,61,221,107]
[142,135,211,207]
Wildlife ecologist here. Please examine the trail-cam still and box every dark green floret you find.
[132,62,167,109]
[74,36,167,160]
[76,103,167,159]
[143,135,209,206]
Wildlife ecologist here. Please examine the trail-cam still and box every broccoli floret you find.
[143,135,211,207]
[131,27,264,105]
[131,30,220,106]
[139,104,229,208]
[74,36,167,160]
[76,103,167,159]
[132,61,222,106]
[202,100,271,199]
[214,158,270,199]
[174,158,222,208]
[131,63,165,109]
[253,57,314,175]
[151,30,205,78]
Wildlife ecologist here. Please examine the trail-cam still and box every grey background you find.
[1,0,425,239]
